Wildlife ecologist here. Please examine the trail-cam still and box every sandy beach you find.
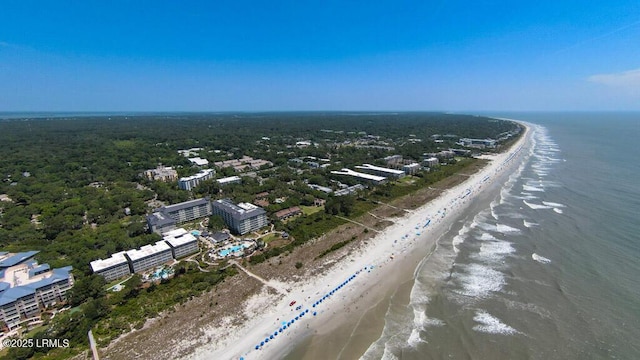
[185,121,531,360]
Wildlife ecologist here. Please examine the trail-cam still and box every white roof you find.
[126,241,171,262]
[238,202,258,211]
[163,229,197,247]
[188,157,209,166]
[217,176,241,184]
[179,169,214,182]
[404,163,420,168]
[90,251,128,272]
[162,228,189,237]
[355,164,405,175]
[331,168,387,182]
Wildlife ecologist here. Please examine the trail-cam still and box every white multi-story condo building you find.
[330,168,387,185]
[163,228,199,259]
[355,164,406,179]
[216,176,242,186]
[90,251,131,282]
[90,228,199,281]
[125,241,173,274]
[178,169,215,191]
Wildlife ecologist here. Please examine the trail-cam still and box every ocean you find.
[287,112,640,360]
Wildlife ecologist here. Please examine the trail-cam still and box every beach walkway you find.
[372,200,413,213]
[335,216,381,233]
[230,260,288,295]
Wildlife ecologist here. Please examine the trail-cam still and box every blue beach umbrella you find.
[260,341,264,346]
[313,304,316,307]
[313,311,317,316]
[270,335,274,339]
[295,316,299,320]
[255,345,259,350]
[305,309,309,313]
[265,338,269,343]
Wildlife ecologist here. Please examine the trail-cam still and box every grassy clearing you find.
[301,205,324,216]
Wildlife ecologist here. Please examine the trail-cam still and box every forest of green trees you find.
[0,112,520,358]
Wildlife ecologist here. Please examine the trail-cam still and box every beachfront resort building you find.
[355,164,406,179]
[90,252,130,282]
[458,138,497,149]
[178,169,215,191]
[330,168,387,185]
[143,165,178,182]
[163,228,199,259]
[146,212,177,235]
[147,197,212,235]
[125,241,173,274]
[90,228,199,281]
[0,251,74,332]
[211,199,268,235]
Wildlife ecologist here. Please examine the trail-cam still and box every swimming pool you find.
[218,244,244,257]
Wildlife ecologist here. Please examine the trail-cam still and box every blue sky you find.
[1,1,639,111]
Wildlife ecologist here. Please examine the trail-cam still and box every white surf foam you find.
[532,253,551,264]
[496,224,521,234]
[476,241,515,262]
[478,233,498,241]
[472,310,520,335]
[523,220,538,228]
[542,201,565,208]
[523,200,553,210]
[453,264,505,298]
[407,329,425,347]
[523,184,544,192]
[553,208,563,214]
[490,200,499,220]
[451,223,472,254]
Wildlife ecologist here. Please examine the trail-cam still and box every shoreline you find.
[185,121,532,360]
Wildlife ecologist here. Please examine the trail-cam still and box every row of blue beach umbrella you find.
[253,267,369,353]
